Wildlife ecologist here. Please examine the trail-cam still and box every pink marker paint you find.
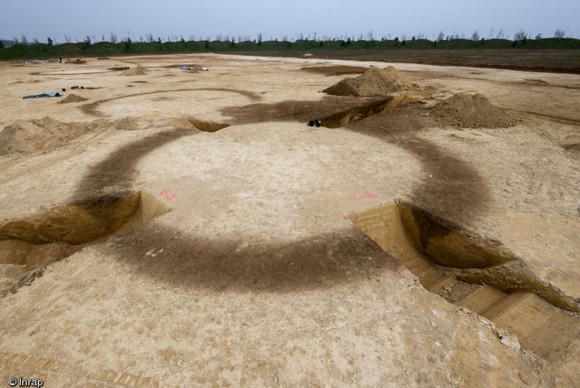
[355,192,380,201]
[160,189,176,200]
[361,192,379,199]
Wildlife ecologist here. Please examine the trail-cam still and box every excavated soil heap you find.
[0,117,97,156]
[431,93,517,128]
[323,66,413,97]
[121,65,147,76]
[0,116,142,156]
[110,117,139,131]
[57,94,88,104]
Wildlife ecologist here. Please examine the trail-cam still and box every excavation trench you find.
[320,93,424,128]
[350,201,580,361]
[170,117,230,132]
[0,191,169,295]
[221,91,429,128]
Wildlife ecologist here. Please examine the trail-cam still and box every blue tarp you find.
[22,92,62,99]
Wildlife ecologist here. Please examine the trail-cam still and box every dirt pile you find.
[110,117,139,131]
[323,66,413,97]
[431,93,516,128]
[121,65,147,76]
[0,117,95,156]
[57,94,88,104]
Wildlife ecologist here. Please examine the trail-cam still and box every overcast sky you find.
[1,0,578,43]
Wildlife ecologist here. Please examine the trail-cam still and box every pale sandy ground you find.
[0,54,578,386]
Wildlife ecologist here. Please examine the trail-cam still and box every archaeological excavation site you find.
[0,53,579,386]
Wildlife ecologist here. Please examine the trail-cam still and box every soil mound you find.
[323,66,413,97]
[431,93,516,128]
[121,65,147,76]
[111,117,139,131]
[57,94,88,104]
[0,117,94,156]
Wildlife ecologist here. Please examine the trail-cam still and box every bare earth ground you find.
[0,54,578,386]
[237,49,580,74]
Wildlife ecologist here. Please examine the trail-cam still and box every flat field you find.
[238,49,580,74]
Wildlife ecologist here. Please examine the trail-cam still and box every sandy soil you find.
[0,53,578,386]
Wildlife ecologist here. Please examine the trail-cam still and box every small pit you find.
[323,66,414,97]
[350,201,579,360]
[171,117,230,132]
[321,94,422,128]
[0,191,169,295]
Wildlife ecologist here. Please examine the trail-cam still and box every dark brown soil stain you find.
[513,110,580,126]
[346,105,491,222]
[53,99,487,294]
[300,65,368,76]
[112,224,400,293]
[237,49,580,75]
[62,99,405,293]
[337,100,421,135]
[74,128,195,198]
[321,98,394,128]
[81,88,261,117]
[221,96,381,125]
[398,137,491,223]
[7,120,402,294]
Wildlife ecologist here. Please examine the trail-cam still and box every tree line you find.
[0,28,574,48]
[1,29,578,60]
